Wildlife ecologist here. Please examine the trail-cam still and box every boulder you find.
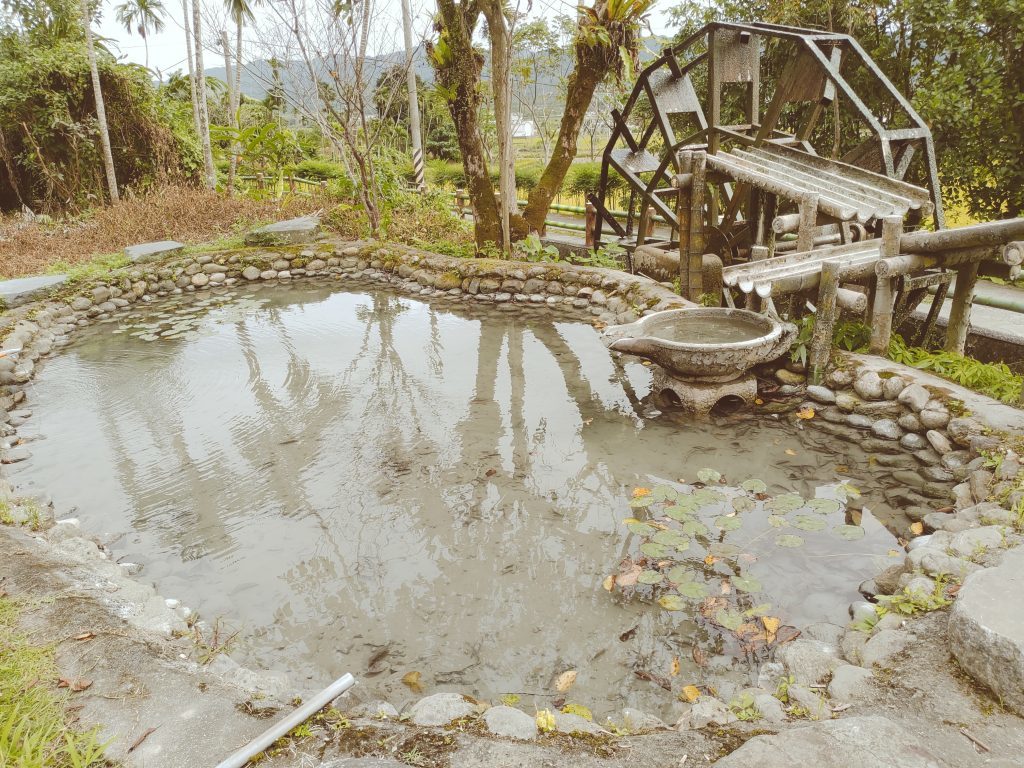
[827,664,874,702]
[483,706,537,740]
[245,215,321,246]
[853,371,884,400]
[125,240,185,264]
[807,385,836,404]
[407,693,475,726]
[0,275,69,308]
[779,639,843,685]
[948,547,1024,714]
[897,383,930,412]
[676,696,737,729]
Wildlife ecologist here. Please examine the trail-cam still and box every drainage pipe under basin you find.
[213,673,356,768]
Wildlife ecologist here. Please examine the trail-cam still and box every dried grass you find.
[0,186,317,278]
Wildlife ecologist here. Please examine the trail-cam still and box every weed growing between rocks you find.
[0,592,109,767]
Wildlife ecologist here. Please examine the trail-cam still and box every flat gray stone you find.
[125,240,185,264]
[787,683,829,720]
[320,760,408,768]
[713,715,945,767]
[779,638,843,685]
[853,370,884,400]
[897,382,931,412]
[807,385,836,404]
[407,692,475,726]
[0,274,68,307]
[860,628,913,667]
[483,706,537,740]
[827,664,874,702]
[871,418,902,440]
[244,215,320,246]
[676,697,736,729]
[949,546,1024,714]
[619,707,666,731]
[552,710,605,735]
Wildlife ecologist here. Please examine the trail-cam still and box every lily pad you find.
[791,514,827,532]
[693,488,726,506]
[681,519,709,537]
[653,530,690,548]
[834,524,865,541]
[640,542,670,558]
[743,603,773,617]
[741,478,767,494]
[629,496,654,509]
[767,493,804,514]
[638,570,664,585]
[774,534,805,548]
[767,514,788,528]
[677,581,708,599]
[708,542,742,558]
[652,485,678,502]
[732,575,762,593]
[658,594,686,611]
[626,521,657,536]
[806,497,842,515]
[696,468,722,484]
[731,496,755,513]
[666,565,694,584]
[666,502,698,520]
[714,515,743,532]
[715,608,744,631]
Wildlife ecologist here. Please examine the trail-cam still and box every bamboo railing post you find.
[687,151,707,300]
[809,259,841,384]
[701,253,724,305]
[585,202,596,248]
[676,150,695,298]
[945,260,980,354]
[256,173,265,192]
[796,193,819,253]
[869,215,903,355]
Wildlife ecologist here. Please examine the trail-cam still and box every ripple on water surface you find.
[12,283,904,717]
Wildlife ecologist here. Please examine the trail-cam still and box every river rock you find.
[191,273,209,287]
[483,706,537,740]
[786,684,829,720]
[968,469,992,504]
[835,392,861,412]
[712,715,945,768]
[920,465,954,483]
[825,367,854,388]
[820,406,846,423]
[881,375,906,400]
[899,432,927,451]
[853,400,903,417]
[350,700,399,719]
[947,417,985,448]
[860,628,913,668]
[241,266,261,280]
[853,371,884,400]
[949,526,1003,558]
[913,448,940,466]
[898,412,923,432]
[924,429,952,455]
[407,693,475,726]
[676,697,736,729]
[897,383,930,411]
[752,693,787,723]
[906,545,979,579]
[919,407,950,430]
[776,368,805,385]
[70,297,92,311]
[779,639,842,685]
[949,546,1024,714]
[756,661,785,691]
[553,710,604,735]
[874,563,907,595]
[846,414,873,430]
[806,385,836,404]
[871,419,901,440]
[827,664,874,702]
[619,707,667,731]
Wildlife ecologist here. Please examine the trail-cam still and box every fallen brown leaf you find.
[127,726,159,753]
[401,671,423,694]
[73,632,96,642]
[555,670,577,693]
[57,677,93,692]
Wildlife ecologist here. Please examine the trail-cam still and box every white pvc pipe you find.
[213,673,356,768]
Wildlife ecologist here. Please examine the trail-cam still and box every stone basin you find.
[604,307,797,383]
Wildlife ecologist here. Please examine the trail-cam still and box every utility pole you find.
[400,0,425,191]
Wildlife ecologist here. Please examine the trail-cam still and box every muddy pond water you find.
[12,282,907,718]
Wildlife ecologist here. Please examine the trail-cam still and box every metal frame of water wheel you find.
[589,21,945,270]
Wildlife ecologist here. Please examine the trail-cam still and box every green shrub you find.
[288,158,347,180]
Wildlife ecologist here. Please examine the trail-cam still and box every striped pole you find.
[401,0,426,192]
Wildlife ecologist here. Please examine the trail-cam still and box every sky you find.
[95,0,680,79]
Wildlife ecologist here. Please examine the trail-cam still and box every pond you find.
[10,281,905,718]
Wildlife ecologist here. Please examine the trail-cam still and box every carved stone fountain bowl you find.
[603,307,797,383]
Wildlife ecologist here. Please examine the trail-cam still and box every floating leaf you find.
[784,448,797,456]
[681,519,709,537]
[767,493,804,513]
[653,530,689,548]
[665,498,700,519]
[708,542,741,558]
[652,486,678,502]
[674,538,691,553]
[536,709,556,732]
[696,468,721,484]
[774,534,805,548]
[602,575,615,591]
[743,603,773,617]
[767,514,788,528]
[796,407,815,420]
[640,542,669,558]
[666,565,694,584]
[741,478,767,494]
[835,482,862,501]
[402,671,424,693]
[629,496,654,508]
[762,616,782,643]
[791,514,827,532]
[677,581,709,599]
[715,608,744,631]
[693,488,725,505]
[617,562,643,587]
[561,702,592,720]
[732,575,762,593]
[555,670,577,692]
[632,487,651,498]
[680,684,701,703]
[835,524,865,541]
[731,496,755,513]
[714,515,743,531]
[626,521,657,536]
[658,594,686,611]
[910,521,924,535]
[638,569,664,585]
[806,497,842,515]
[670,657,681,677]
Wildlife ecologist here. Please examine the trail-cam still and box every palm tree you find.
[79,0,120,202]
[114,0,166,71]
[222,0,259,193]
[190,0,217,189]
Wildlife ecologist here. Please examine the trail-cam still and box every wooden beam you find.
[944,261,979,354]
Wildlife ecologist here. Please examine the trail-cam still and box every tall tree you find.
[180,0,203,160]
[114,0,166,70]
[190,0,216,188]
[221,0,258,194]
[79,0,120,202]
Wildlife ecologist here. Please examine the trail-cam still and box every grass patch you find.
[0,593,109,766]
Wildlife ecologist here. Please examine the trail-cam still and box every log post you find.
[944,260,980,354]
[809,259,841,384]
[585,202,596,248]
[687,151,707,300]
[701,253,724,306]
[676,150,694,297]
[256,172,265,192]
[796,193,819,253]
[869,215,903,355]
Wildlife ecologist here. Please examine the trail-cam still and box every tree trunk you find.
[481,0,515,254]
[221,29,237,196]
[191,0,217,190]
[431,0,500,248]
[523,45,607,233]
[80,0,119,203]
[181,0,203,159]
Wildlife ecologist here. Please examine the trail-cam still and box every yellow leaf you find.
[785,448,797,456]
[602,574,615,592]
[536,709,556,732]
[561,702,593,720]
[704,553,718,566]
[910,521,924,535]
[622,517,642,525]
[555,670,577,692]
[762,616,781,644]
[670,657,680,677]
[680,684,701,703]
[797,407,815,420]
[755,398,764,405]
[632,487,651,498]
[401,671,423,694]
